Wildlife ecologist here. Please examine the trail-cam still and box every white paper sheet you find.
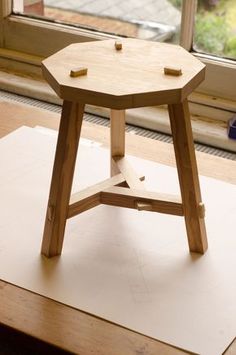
[0,126,235,355]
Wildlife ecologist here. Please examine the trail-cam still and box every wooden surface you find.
[168,100,208,254]
[0,99,236,354]
[0,281,188,355]
[42,39,205,109]
[41,100,85,257]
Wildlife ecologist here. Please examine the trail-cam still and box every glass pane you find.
[194,0,236,60]
[13,0,182,43]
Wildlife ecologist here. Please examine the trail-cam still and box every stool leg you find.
[110,109,125,176]
[168,99,208,254]
[41,100,85,257]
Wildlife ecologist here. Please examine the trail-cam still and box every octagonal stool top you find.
[42,38,205,110]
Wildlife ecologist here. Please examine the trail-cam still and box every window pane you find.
[194,0,236,60]
[14,0,182,43]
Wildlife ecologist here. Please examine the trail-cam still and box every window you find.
[0,0,236,151]
[15,0,182,44]
[13,0,183,44]
[1,0,235,97]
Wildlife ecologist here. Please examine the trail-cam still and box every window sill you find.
[0,70,235,152]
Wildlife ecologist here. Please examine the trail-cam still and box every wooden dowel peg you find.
[135,201,153,211]
[70,67,88,77]
[47,205,54,221]
[115,41,122,51]
[198,202,205,218]
[164,66,182,76]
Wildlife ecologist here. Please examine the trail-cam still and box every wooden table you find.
[41,38,208,258]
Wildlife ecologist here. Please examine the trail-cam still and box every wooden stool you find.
[41,38,208,257]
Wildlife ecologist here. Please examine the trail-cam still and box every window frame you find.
[180,0,236,102]
[0,0,235,103]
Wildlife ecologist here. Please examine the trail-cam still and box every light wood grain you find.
[113,156,145,189]
[110,109,125,175]
[41,100,84,257]
[42,39,205,109]
[101,186,183,216]
[168,100,208,254]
